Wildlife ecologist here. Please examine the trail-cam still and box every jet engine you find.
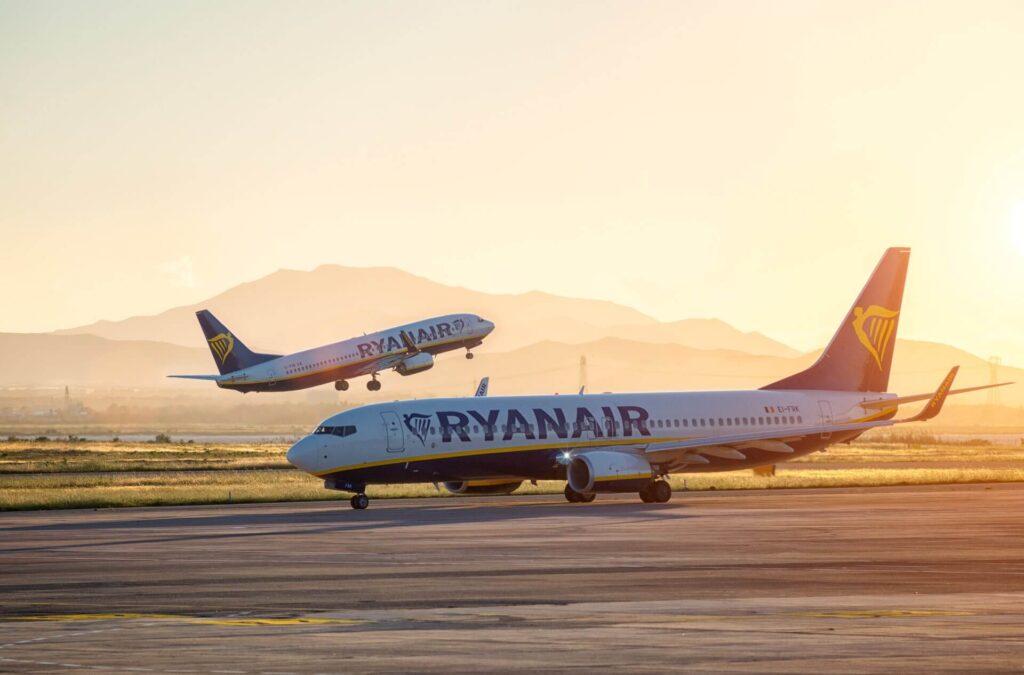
[443,480,523,495]
[396,352,434,376]
[567,451,653,493]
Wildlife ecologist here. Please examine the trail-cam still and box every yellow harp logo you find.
[852,305,899,370]
[207,333,235,364]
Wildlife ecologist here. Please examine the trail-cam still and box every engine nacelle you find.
[443,480,523,496]
[396,352,434,376]
[568,451,653,493]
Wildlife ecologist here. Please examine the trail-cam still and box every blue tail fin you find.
[762,247,910,393]
[196,310,281,375]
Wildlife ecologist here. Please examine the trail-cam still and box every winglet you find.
[907,366,959,422]
[474,377,489,397]
[400,330,420,354]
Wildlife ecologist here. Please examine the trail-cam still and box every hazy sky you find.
[2,1,1023,363]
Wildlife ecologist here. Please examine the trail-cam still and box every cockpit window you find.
[314,425,357,437]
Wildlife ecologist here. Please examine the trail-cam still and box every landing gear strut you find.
[564,485,596,503]
[350,493,369,510]
[334,380,349,391]
[639,480,672,504]
[366,375,381,391]
[465,349,474,360]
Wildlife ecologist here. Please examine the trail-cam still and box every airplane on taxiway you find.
[286,248,1013,509]
[170,310,494,392]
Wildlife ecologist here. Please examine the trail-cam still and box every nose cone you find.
[286,436,320,475]
[480,319,495,335]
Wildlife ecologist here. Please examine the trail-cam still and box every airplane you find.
[286,248,1013,509]
[169,310,495,392]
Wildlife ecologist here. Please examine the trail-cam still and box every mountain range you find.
[55,266,797,357]
[1,264,1015,405]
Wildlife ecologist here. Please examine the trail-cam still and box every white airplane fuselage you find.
[217,313,494,392]
[286,389,896,489]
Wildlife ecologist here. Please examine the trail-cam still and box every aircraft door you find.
[381,412,404,452]
[818,401,834,440]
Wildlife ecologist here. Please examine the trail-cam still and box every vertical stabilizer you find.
[762,247,910,392]
[196,310,281,375]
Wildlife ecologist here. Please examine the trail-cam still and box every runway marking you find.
[192,618,368,626]
[2,613,367,628]
[796,609,976,619]
[3,613,178,622]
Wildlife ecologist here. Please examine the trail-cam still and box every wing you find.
[860,381,1014,408]
[642,367,961,471]
[167,374,223,381]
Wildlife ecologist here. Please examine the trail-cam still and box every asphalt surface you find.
[3,483,1024,673]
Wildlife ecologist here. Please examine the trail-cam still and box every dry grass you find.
[0,441,290,473]
[3,439,1024,511]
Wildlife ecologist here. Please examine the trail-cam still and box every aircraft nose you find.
[286,436,320,474]
[481,319,495,335]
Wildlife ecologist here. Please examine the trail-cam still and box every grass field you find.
[1,437,1023,511]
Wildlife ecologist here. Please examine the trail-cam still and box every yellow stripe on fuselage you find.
[312,435,697,478]
[224,335,474,387]
[848,406,898,424]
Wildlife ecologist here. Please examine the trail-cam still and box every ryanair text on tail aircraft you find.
[287,248,1013,509]
[170,311,495,392]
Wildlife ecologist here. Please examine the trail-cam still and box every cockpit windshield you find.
[314,425,357,437]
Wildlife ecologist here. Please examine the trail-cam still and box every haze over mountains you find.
[56,266,797,357]
[5,265,1017,405]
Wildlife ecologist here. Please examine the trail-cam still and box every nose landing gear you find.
[350,493,369,510]
[465,349,474,360]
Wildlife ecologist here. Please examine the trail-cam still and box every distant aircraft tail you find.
[196,310,281,375]
[762,247,910,393]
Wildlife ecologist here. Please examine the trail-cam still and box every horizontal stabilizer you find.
[167,374,223,381]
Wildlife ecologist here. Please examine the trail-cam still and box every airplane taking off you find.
[287,248,1013,509]
[170,311,494,392]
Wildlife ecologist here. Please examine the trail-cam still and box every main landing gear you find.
[639,480,672,504]
[334,380,349,391]
[366,375,381,391]
[564,485,596,503]
[350,493,369,510]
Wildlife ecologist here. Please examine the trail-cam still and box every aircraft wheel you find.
[578,491,596,503]
[564,485,580,502]
[366,379,381,392]
[639,484,655,503]
[465,351,474,360]
[335,380,349,391]
[652,480,672,503]
[350,493,369,510]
